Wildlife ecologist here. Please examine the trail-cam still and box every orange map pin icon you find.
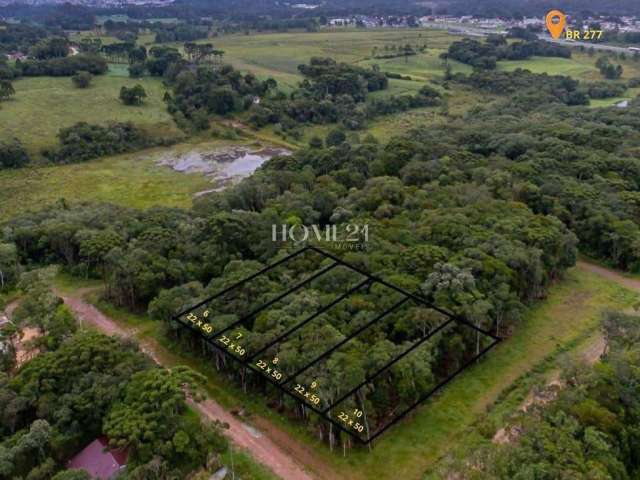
[546,10,567,39]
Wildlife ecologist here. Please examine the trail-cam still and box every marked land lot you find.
[174,246,499,444]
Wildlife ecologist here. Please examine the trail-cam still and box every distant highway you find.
[537,34,631,53]
[422,21,633,53]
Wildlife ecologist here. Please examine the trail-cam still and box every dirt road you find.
[577,261,640,293]
[576,261,640,362]
[59,289,325,480]
[493,260,640,445]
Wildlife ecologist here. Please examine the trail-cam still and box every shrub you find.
[119,84,147,105]
[71,70,93,88]
[0,138,30,169]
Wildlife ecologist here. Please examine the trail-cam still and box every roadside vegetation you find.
[434,309,640,479]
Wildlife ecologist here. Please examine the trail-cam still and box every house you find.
[67,437,128,480]
[7,52,27,61]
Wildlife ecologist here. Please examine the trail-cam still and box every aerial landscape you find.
[2,0,640,479]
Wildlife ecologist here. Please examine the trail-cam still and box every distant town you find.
[326,14,640,34]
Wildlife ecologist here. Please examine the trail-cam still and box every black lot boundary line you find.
[208,261,341,342]
[281,297,411,387]
[307,245,501,342]
[174,246,313,318]
[173,246,501,444]
[173,315,366,441]
[323,315,456,415]
[177,312,497,444]
[248,277,374,362]
[367,338,501,442]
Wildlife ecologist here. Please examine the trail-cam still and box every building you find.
[67,437,128,480]
[7,52,27,61]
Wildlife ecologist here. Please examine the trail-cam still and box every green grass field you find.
[0,69,177,155]
[497,51,640,80]
[203,29,467,91]
[0,141,224,222]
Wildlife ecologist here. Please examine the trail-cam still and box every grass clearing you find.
[499,51,640,81]
[497,52,640,107]
[0,71,177,154]
[0,140,229,222]
[199,29,466,90]
[497,55,601,77]
[359,52,471,81]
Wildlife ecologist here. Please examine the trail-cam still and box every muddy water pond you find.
[157,145,290,196]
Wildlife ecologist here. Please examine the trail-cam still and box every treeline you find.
[603,31,640,45]
[43,122,173,164]
[436,310,640,478]
[453,68,590,106]
[440,0,640,16]
[0,54,107,80]
[165,62,276,130]
[445,37,571,70]
[138,52,439,133]
[0,119,170,172]
[0,23,59,55]
[154,24,209,43]
[4,46,640,447]
[452,68,630,105]
[250,57,441,132]
[426,70,640,270]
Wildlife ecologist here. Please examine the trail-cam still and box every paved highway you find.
[537,34,632,53]
[423,21,635,53]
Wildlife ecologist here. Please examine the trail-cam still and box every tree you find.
[0,79,15,101]
[30,38,69,60]
[71,70,92,88]
[0,419,52,478]
[119,84,147,105]
[0,139,30,169]
[0,243,18,289]
[326,128,346,147]
[51,470,91,480]
[309,136,323,149]
[12,270,75,348]
[128,62,146,78]
[103,366,214,464]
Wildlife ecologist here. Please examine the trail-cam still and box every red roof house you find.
[67,436,128,479]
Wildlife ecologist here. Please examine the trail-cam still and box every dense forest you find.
[4,55,640,445]
[0,270,229,479]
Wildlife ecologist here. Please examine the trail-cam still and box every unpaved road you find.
[577,261,640,293]
[494,261,640,444]
[58,289,326,480]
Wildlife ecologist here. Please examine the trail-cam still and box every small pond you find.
[157,145,291,196]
